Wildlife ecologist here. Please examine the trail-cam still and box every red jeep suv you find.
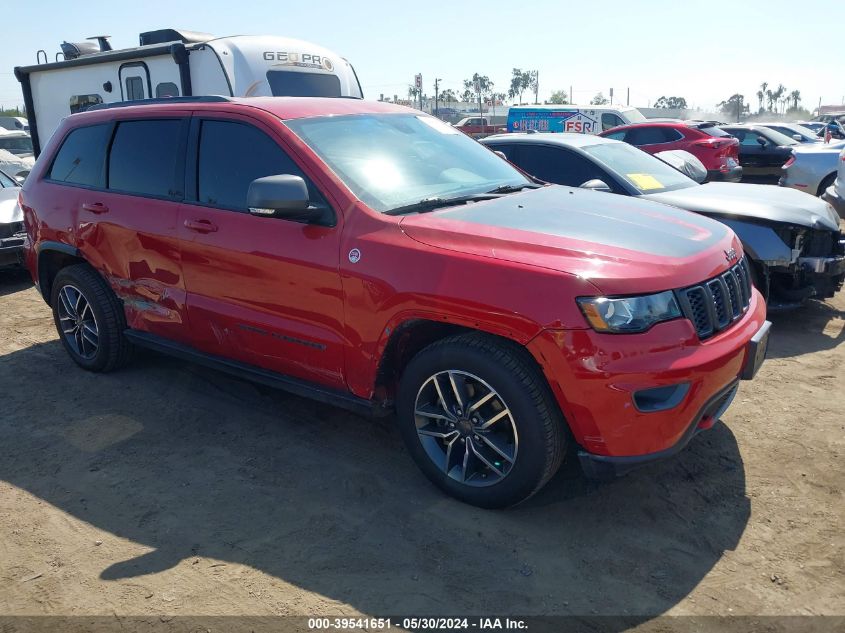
[600,121,742,183]
[19,97,770,507]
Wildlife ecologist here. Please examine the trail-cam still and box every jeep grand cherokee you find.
[19,96,770,507]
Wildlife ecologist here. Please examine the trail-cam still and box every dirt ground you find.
[0,264,843,627]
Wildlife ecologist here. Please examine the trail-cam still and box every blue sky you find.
[2,0,843,112]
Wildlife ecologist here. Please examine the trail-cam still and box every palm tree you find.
[773,84,786,114]
[790,89,801,111]
[758,82,768,112]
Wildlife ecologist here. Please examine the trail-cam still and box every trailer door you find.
[119,62,151,101]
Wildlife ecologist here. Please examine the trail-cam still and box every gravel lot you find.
[0,265,843,628]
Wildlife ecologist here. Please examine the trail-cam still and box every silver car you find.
[0,168,25,268]
[757,122,822,144]
[822,146,845,218]
[779,140,845,197]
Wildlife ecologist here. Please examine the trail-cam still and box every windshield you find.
[623,109,647,123]
[582,142,697,194]
[0,135,33,155]
[284,114,530,213]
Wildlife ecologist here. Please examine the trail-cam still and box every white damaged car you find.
[0,168,25,268]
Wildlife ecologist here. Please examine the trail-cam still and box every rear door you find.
[177,112,346,388]
[71,114,192,340]
[119,63,150,101]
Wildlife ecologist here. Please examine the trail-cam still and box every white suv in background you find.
[822,147,845,219]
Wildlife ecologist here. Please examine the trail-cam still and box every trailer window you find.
[266,70,342,97]
[108,120,183,197]
[69,94,103,114]
[47,124,110,188]
[156,82,180,98]
[125,76,145,101]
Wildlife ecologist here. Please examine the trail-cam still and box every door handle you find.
[184,218,218,233]
[82,202,109,214]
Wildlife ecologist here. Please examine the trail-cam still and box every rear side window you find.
[48,124,110,187]
[69,94,103,114]
[108,120,183,197]
[626,126,681,145]
[197,120,324,211]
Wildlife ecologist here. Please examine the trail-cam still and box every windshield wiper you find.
[384,193,501,216]
[486,183,543,194]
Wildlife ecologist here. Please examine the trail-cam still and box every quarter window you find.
[108,120,183,197]
[155,82,180,98]
[197,120,324,211]
[69,94,103,114]
[47,124,110,187]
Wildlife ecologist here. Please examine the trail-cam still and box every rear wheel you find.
[396,333,565,508]
[51,264,134,372]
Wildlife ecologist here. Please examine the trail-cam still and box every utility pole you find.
[534,70,539,105]
[609,88,614,105]
[627,87,630,106]
[434,78,441,118]
[570,85,573,105]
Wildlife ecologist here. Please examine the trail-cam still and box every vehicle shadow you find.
[766,299,845,358]
[0,267,32,296]
[0,340,750,624]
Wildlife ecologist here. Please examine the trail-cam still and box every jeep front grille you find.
[676,257,752,340]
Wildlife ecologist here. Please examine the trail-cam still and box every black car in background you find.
[719,124,798,182]
[481,133,845,308]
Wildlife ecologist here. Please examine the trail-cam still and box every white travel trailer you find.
[15,29,363,155]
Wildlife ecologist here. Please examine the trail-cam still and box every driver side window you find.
[197,119,327,212]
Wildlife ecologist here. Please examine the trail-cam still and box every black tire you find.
[50,263,134,372]
[396,333,566,508]
[817,173,836,198]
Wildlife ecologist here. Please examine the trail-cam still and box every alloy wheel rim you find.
[57,284,99,360]
[414,370,518,487]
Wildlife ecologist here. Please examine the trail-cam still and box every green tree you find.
[508,68,531,105]
[717,94,749,122]
[590,92,609,105]
[789,89,801,110]
[548,89,569,104]
[654,95,688,109]
[462,73,494,104]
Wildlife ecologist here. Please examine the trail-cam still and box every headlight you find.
[577,291,682,333]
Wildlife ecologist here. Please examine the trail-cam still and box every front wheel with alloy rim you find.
[50,264,134,372]
[397,333,566,508]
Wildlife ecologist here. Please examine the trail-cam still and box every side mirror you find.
[579,179,612,192]
[756,137,768,148]
[792,134,803,142]
[247,175,317,221]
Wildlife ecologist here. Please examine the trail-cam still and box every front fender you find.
[715,218,793,267]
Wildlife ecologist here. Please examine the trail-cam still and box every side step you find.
[123,330,388,418]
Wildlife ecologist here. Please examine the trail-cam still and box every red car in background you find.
[600,121,742,183]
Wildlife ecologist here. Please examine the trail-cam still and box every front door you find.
[178,113,347,389]
[119,62,150,101]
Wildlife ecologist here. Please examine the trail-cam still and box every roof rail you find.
[86,95,232,111]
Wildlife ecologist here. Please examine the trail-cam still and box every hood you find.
[399,185,740,295]
[644,182,840,232]
[0,187,22,225]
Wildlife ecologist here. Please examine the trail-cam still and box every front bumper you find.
[822,185,845,219]
[527,288,768,464]
[0,231,25,267]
